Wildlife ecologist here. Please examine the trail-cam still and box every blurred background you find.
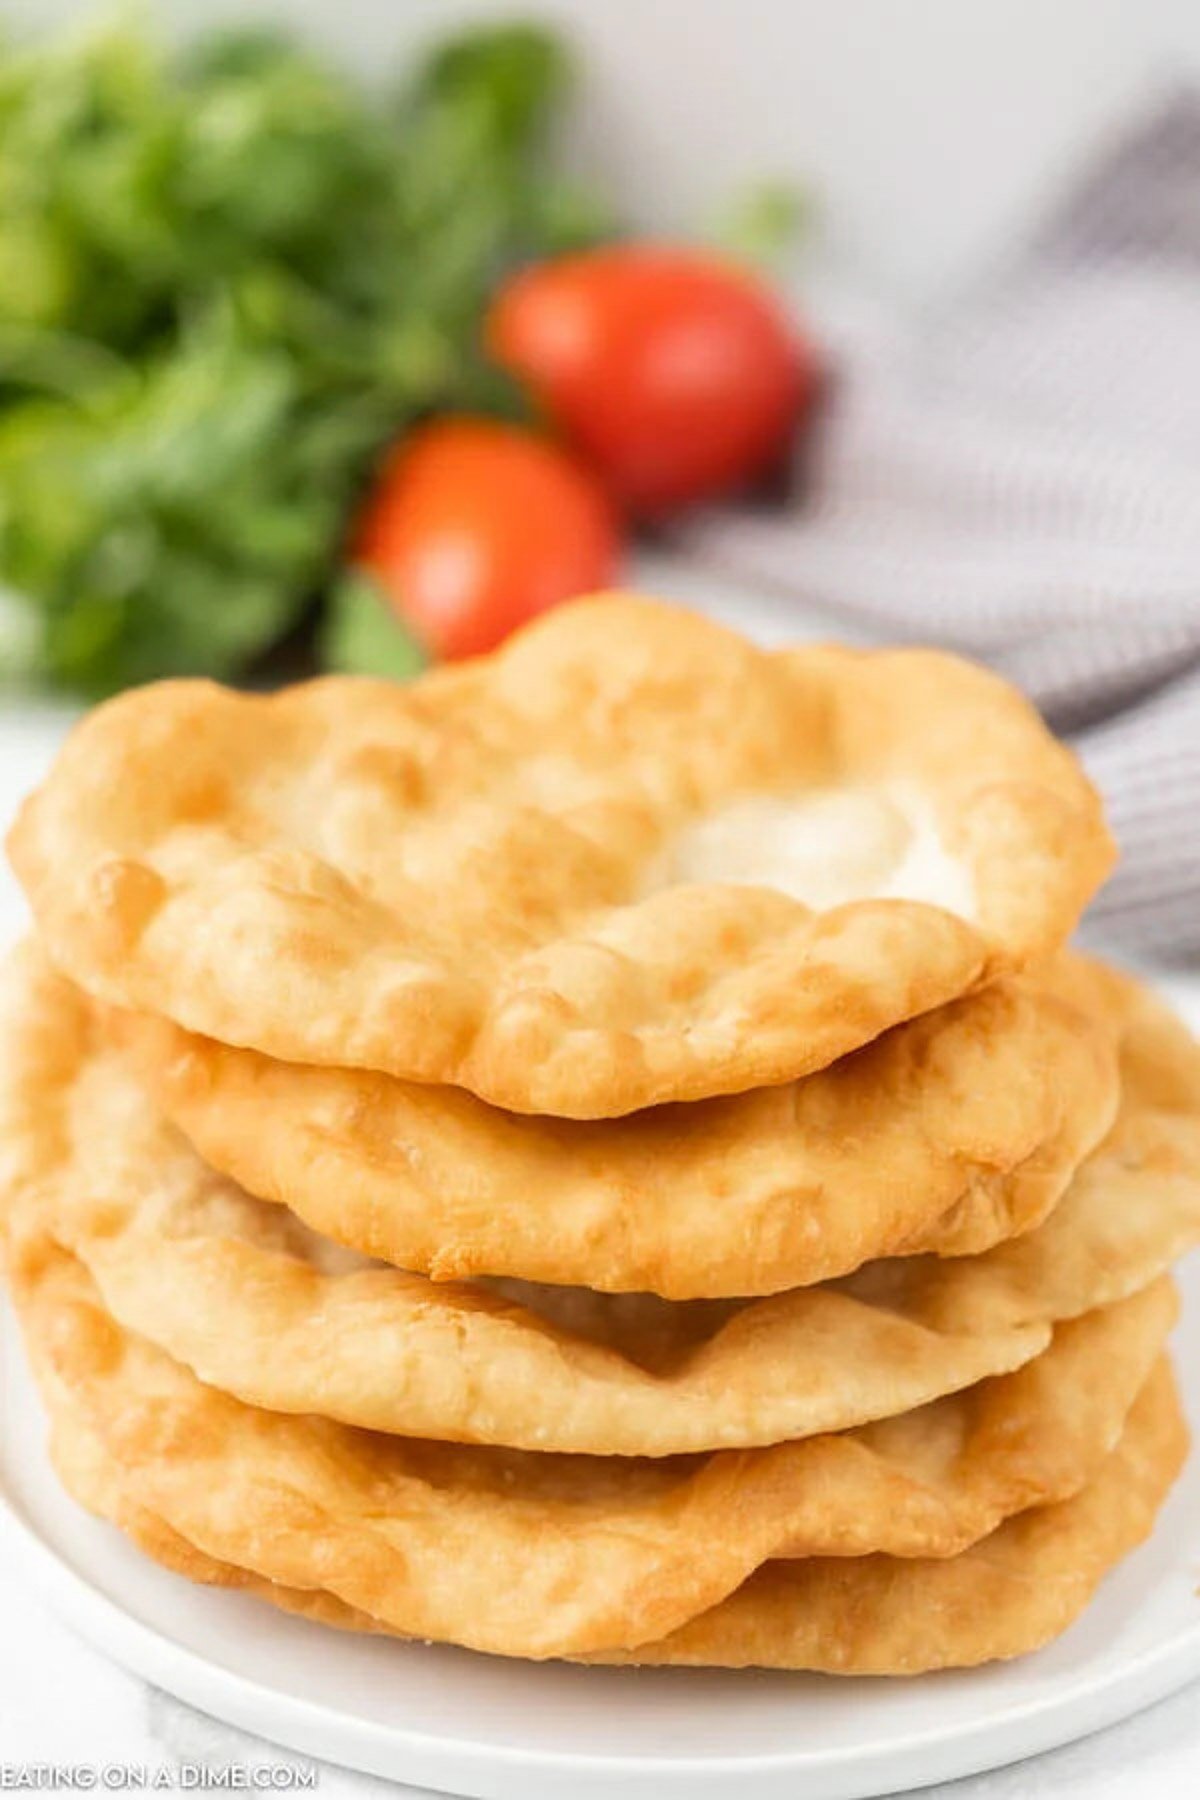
[11,0,1200,306]
[3,0,1200,953]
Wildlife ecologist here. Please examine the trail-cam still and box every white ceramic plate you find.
[0,1248,1198,1800]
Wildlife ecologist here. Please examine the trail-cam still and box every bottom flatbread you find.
[16,1239,1187,1670]
[58,1361,1186,1673]
[49,1357,1186,1672]
[4,1224,1181,1660]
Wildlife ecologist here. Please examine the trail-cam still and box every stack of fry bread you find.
[2,595,1197,1673]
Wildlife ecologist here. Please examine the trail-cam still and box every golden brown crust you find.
[8,598,1113,1115]
[596,1361,1188,1669]
[66,1366,1186,1672]
[4,947,1196,1455]
[105,957,1119,1298]
[6,1234,1177,1662]
[840,965,1200,1337]
[57,1360,1188,1671]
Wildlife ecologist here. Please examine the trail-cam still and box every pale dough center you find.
[663,789,976,918]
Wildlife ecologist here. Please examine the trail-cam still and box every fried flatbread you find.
[6,1235,1178,1661]
[2,947,1194,1456]
[105,957,1117,1297]
[9,597,1111,1115]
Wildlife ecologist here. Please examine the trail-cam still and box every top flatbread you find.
[8,596,1112,1115]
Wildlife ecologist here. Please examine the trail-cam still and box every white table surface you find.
[2,567,1199,1797]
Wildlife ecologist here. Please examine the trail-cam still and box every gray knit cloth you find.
[683,93,1200,956]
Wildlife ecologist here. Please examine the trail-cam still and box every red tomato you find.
[353,418,621,660]
[487,245,817,515]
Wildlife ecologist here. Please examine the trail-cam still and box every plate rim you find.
[3,1427,1200,1800]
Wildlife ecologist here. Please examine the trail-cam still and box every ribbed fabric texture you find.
[683,92,1200,956]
